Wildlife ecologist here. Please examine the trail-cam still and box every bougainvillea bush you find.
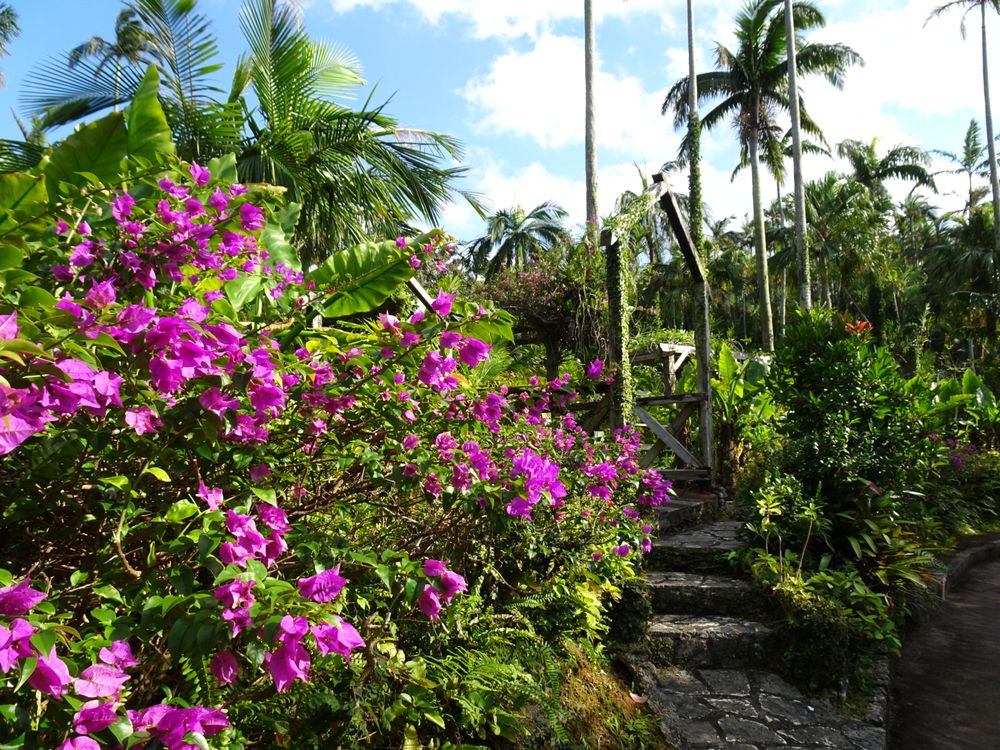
[0,78,670,749]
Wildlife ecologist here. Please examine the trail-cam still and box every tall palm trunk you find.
[981,2,1000,278]
[584,0,599,251]
[687,0,704,259]
[785,0,811,310]
[749,130,775,350]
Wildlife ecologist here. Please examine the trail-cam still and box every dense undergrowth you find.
[0,74,672,749]
[718,310,1000,695]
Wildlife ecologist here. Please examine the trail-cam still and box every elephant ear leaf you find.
[44,113,128,199]
[309,239,417,319]
[126,66,175,162]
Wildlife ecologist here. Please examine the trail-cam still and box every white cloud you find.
[326,0,684,40]
[461,32,673,154]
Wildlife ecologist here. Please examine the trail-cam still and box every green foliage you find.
[738,310,944,689]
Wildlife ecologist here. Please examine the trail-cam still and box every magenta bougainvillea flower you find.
[0,311,18,341]
[98,640,138,669]
[311,617,365,661]
[28,646,72,698]
[73,699,119,735]
[430,289,455,317]
[298,567,347,603]
[74,663,129,698]
[128,704,229,750]
[0,578,46,616]
[210,651,239,686]
[57,737,101,750]
[418,585,442,620]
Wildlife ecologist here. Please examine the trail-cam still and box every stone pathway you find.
[889,553,1000,749]
[624,489,887,749]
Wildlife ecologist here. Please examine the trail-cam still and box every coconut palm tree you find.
[464,201,569,279]
[584,0,599,252]
[783,0,810,310]
[934,119,992,217]
[22,0,479,266]
[68,8,155,109]
[836,138,936,210]
[0,3,18,89]
[662,0,861,350]
[927,0,1000,280]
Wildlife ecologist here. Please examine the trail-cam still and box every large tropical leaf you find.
[308,235,425,319]
[126,66,175,161]
[43,113,129,199]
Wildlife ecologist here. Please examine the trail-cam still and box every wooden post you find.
[602,228,632,430]
[654,172,716,483]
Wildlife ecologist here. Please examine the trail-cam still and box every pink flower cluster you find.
[417,560,468,620]
[0,577,229,750]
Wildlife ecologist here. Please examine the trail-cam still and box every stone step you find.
[647,520,745,574]
[656,492,723,532]
[646,614,775,670]
[646,571,770,618]
[619,656,886,750]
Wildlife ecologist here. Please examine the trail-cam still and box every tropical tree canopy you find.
[19,0,480,267]
[662,0,862,349]
[464,201,569,279]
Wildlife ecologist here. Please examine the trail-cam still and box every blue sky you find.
[0,0,994,242]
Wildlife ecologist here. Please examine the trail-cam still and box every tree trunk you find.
[687,0,704,260]
[605,233,632,429]
[749,131,775,350]
[584,0,599,252]
[982,2,1000,272]
[785,0,811,311]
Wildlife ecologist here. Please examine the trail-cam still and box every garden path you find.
[889,548,1000,749]
[623,488,886,749]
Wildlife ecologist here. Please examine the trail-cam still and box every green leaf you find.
[261,206,301,273]
[309,238,414,318]
[224,273,263,312]
[423,711,445,729]
[0,173,47,234]
[718,343,737,383]
[207,153,238,184]
[962,368,983,396]
[17,286,56,307]
[126,66,175,162]
[375,565,394,590]
[44,113,129,199]
[14,658,37,692]
[166,499,200,523]
[69,570,89,587]
[91,608,116,624]
[250,487,277,504]
[0,245,21,270]
[404,577,420,605]
[99,475,131,490]
[402,725,420,750]
[183,732,210,750]
[109,717,134,744]
[94,584,124,603]
[143,466,171,482]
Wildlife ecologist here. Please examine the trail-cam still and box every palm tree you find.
[584,0,599,252]
[927,0,1000,283]
[465,202,568,279]
[663,0,861,350]
[22,0,478,267]
[0,4,18,89]
[934,119,992,216]
[836,138,936,209]
[68,8,155,109]
[783,0,810,310]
